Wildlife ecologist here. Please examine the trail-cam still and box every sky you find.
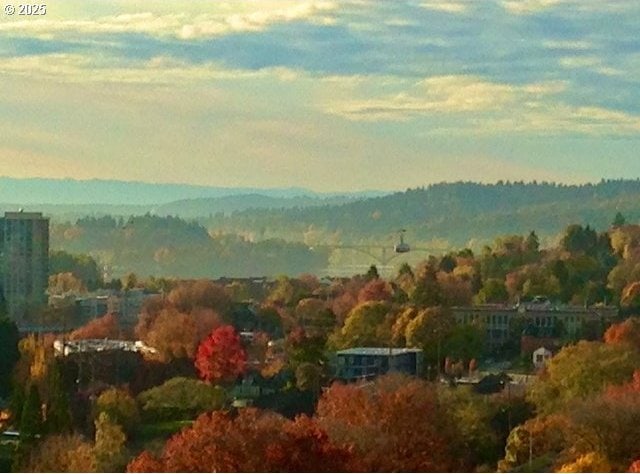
[1,0,640,192]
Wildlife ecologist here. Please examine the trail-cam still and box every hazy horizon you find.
[1,175,639,206]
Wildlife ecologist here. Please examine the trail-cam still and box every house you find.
[532,346,553,369]
[334,347,423,382]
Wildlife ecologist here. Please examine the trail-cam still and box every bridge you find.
[310,243,446,267]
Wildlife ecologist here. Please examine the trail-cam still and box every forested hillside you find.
[51,215,329,278]
[48,180,640,278]
[205,180,640,248]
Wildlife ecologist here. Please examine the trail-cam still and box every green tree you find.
[404,307,454,373]
[561,224,598,255]
[94,412,127,472]
[437,385,500,467]
[411,264,443,307]
[475,278,508,304]
[122,272,138,291]
[527,341,640,415]
[332,301,390,348]
[295,362,323,395]
[95,388,139,435]
[49,250,102,290]
[524,230,540,255]
[10,384,25,426]
[44,360,71,434]
[20,384,43,441]
[0,317,20,399]
[612,212,626,227]
[137,377,226,421]
[365,264,379,281]
[443,323,485,362]
[438,254,457,273]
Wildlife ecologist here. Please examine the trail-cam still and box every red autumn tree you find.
[68,313,119,340]
[195,325,247,384]
[126,451,163,473]
[357,278,393,303]
[316,373,460,472]
[629,459,640,472]
[126,409,355,473]
[264,415,358,472]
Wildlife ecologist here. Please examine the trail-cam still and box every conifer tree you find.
[0,316,20,399]
[45,360,72,434]
[20,384,43,441]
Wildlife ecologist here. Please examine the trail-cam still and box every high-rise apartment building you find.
[0,211,49,324]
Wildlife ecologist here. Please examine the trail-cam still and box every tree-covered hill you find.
[48,180,640,277]
[204,180,640,248]
[51,215,329,279]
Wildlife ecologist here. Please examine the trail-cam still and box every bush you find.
[137,377,226,421]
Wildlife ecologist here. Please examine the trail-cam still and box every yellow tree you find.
[94,412,127,472]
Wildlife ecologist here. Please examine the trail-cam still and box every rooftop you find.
[3,211,46,219]
[336,347,422,356]
[53,339,157,356]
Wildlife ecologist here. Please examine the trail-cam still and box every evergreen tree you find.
[613,212,627,227]
[45,361,72,434]
[0,316,20,399]
[9,384,25,426]
[411,265,443,307]
[366,265,379,281]
[20,384,43,441]
[524,230,540,254]
[397,262,414,278]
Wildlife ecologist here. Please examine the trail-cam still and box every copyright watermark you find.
[3,4,47,15]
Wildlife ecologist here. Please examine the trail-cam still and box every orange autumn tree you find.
[264,415,358,472]
[316,373,461,472]
[69,313,119,340]
[604,316,640,350]
[126,409,356,472]
[195,325,247,384]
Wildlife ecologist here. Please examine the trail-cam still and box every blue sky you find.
[1,0,639,191]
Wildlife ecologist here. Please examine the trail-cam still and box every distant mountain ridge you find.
[42,179,640,277]
[0,177,386,206]
[204,179,640,247]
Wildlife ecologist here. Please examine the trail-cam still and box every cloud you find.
[558,56,601,68]
[177,1,337,39]
[326,75,566,120]
[419,1,469,14]
[326,74,640,136]
[486,103,640,135]
[501,0,637,14]
[501,0,563,14]
[542,40,593,50]
[558,55,624,76]
[0,1,338,40]
[0,53,303,84]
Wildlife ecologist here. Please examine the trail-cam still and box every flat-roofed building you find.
[0,211,49,324]
[452,297,618,349]
[335,347,423,381]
